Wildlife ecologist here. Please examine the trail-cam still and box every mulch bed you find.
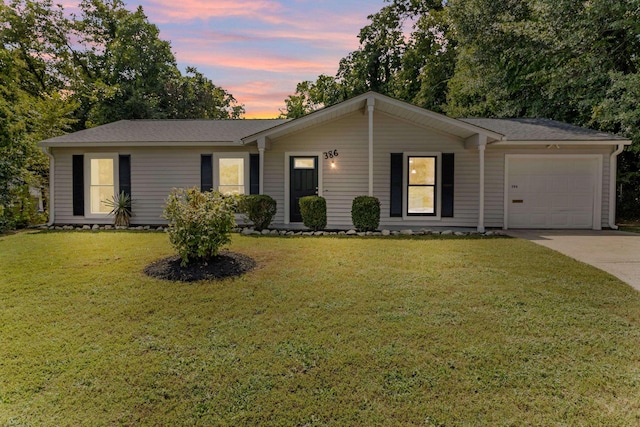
[144,251,256,282]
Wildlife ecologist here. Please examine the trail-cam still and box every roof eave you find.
[242,91,506,144]
[39,140,241,148]
[492,139,632,146]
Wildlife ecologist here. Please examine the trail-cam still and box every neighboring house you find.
[39,91,631,231]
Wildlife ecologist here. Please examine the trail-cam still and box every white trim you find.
[84,153,119,219]
[492,140,631,146]
[42,147,55,226]
[212,152,250,195]
[609,144,625,229]
[503,154,603,230]
[258,148,265,195]
[284,152,323,224]
[242,91,504,144]
[368,97,375,196]
[41,141,242,148]
[478,144,486,233]
[258,137,266,195]
[402,152,442,221]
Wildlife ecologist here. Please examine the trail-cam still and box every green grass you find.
[1,232,640,426]
[620,226,640,233]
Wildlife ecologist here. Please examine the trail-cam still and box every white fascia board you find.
[376,96,506,141]
[39,140,241,148]
[492,139,632,146]
[241,95,368,145]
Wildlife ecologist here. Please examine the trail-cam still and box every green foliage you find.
[0,185,46,232]
[280,1,453,117]
[163,188,237,266]
[2,233,640,425]
[0,0,244,232]
[299,196,327,231]
[103,191,132,227]
[238,194,277,231]
[351,196,380,232]
[283,0,640,218]
[67,1,244,127]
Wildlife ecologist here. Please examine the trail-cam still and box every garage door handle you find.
[512,200,524,204]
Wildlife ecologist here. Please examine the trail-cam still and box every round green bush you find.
[239,194,277,230]
[351,196,380,231]
[299,195,327,231]
[163,188,238,266]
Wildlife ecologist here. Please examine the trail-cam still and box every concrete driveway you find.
[505,229,640,292]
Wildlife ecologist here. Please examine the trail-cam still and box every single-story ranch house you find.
[39,91,631,231]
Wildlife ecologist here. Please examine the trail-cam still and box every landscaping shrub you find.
[0,184,46,232]
[104,191,133,227]
[238,195,277,230]
[299,195,327,231]
[351,196,380,231]
[163,188,237,266]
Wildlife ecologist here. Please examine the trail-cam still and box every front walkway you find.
[506,229,640,292]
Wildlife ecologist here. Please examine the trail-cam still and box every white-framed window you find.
[213,153,249,195]
[403,152,441,219]
[84,153,119,217]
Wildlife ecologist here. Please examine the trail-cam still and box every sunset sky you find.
[75,0,386,118]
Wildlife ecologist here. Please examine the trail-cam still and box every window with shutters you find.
[403,152,441,219]
[407,156,437,215]
[213,153,249,195]
[84,153,119,217]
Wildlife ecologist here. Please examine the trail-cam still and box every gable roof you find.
[40,119,289,147]
[460,118,631,145]
[241,91,505,144]
[39,92,630,148]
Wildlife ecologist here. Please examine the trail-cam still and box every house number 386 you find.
[323,149,339,159]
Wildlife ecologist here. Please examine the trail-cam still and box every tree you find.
[165,67,244,119]
[279,76,343,118]
[0,0,244,230]
[0,2,77,230]
[281,0,454,116]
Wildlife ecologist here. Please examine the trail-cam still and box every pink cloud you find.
[141,0,283,23]
[178,51,330,74]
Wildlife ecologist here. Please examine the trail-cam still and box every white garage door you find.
[506,156,601,229]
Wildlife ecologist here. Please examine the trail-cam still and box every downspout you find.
[608,144,625,230]
[41,146,55,226]
[478,143,486,233]
[367,96,375,197]
[258,137,266,195]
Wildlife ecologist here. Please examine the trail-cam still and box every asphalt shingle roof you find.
[459,118,627,142]
[42,119,289,144]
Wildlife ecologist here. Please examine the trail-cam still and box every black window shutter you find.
[72,155,84,216]
[390,153,403,217]
[441,153,455,217]
[119,155,131,197]
[249,154,260,195]
[201,155,213,192]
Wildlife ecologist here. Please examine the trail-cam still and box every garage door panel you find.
[570,193,593,209]
[551,194,570,209]
[571,213,593,228]
[551,176,569,193]
[551,213,570,227]
[507,157,599,229]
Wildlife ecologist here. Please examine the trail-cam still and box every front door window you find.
[290,156,318,222]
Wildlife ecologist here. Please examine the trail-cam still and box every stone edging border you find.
[40,224,506,237]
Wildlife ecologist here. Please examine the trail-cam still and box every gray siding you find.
[265,111,480,228]
[51,118,616,230]
[484,146,612,229]
[52,146,251,225]
[264,111,369,228]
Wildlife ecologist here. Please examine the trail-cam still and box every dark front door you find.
[290,156,318,222]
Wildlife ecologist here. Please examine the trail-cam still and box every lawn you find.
[1,231,639,426]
